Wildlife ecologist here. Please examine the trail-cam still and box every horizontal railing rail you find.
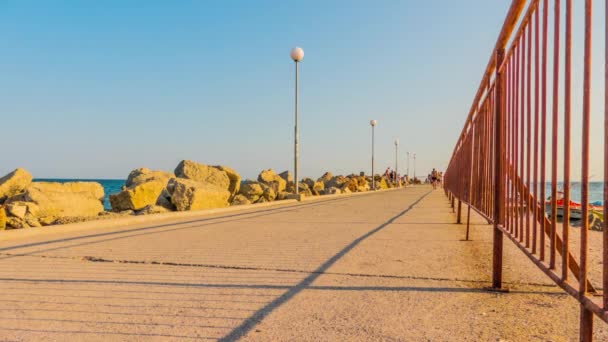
[444,0,607,340]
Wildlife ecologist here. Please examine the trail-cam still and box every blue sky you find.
[1,1,602,181]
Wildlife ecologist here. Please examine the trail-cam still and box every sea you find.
[541,182,604,204]
[31,179,606,211]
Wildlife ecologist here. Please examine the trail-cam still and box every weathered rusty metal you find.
[562,0,572,282]
[580,1,593,339]
[492,48,505,289]
[549,0,560,270]
[604,0,608,312]
[445,0,605,339]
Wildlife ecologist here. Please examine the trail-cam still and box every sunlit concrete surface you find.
[0,186,605,341]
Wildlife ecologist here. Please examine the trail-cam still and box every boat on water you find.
[545,191,603,220]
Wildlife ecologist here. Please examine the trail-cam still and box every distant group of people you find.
[384,167,398,184]
[384,167,408,185]
[427,168,443,189]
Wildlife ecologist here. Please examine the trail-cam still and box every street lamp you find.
[394,139,399,187]
[413,153,417,183]
[406,151,410,181]
[370,119,377,190]
[291,47,304,194]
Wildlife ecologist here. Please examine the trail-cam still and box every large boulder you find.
[258,169,286,193]
[324,187,341,195]
[231,194,251,206]
[279,171,294,183]
[302,178,324,196]
[214,165,241,199]
[302,178,315,190]
[30,182,104,203]
[110,180,167,212]
[312,181,325,195]
[356,177,368,191]
[0,168,33,203]
[170,178,231,211]
[317,172,333,185]
[298,183,313,197]
[17,182,104,222]
[4,201,42,228]
[326,175,349,189]
[239,181,265,202]
[125,168,174,188]
[262,187,277,201]
[175,160,231,190]
[0,207,6,230]
[374,176,389,190]
[340,178,359,193]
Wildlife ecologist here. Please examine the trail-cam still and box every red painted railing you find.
[444,1,607,340]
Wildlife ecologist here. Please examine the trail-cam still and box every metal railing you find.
[444,1,607,340]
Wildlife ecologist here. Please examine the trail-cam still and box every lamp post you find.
[406,152,410,181]
[370,119,377,190]
[291,47,304,195]
[394,139,399,187]
[413,153,417,183]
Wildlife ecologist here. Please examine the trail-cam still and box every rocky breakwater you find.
[110,160,240,214]
[0,162,402,231]
[0,168,105,229]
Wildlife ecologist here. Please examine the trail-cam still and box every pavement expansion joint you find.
[0,252,561,289]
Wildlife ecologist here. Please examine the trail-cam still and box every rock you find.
[379,177,389,189]
[352,176,370,192]
[38,216,56,226]
[19,182,104,221]
[317,172,333,185]
[6,202,27,219]
[298,183,313,197]
[6,216,27,229]
[0,207,6,230]
[255,196,270,204]
[110,180,167,212]
[312,181,325,195]
[0,168,33,203]
[156,191,175,211]
[239,181,265,202]
[258,169,287,193]
[53,216,95,225]
[170,178,231,211]
[262,187,276,201]
[214,165,241,199]
[326,175,349,189]
[277,192,300,201]
[30,182,105,203]
[279,171,294,183]
[276,191,290,201]
[125,168,174,188]
[175,160,230,190]
[340,178,359,193]
[324,187,341,195]
[357,183,371,192]
[24,214,41,227]
[302,178,315,190]
[231,194,251,206]
[136,205,171,216]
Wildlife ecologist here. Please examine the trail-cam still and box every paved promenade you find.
[0,186,606,341]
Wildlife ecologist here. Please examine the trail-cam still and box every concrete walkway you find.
[0,186,606,341]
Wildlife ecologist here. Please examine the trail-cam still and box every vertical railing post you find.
[457,200,462,224]
[491,48,506,290]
